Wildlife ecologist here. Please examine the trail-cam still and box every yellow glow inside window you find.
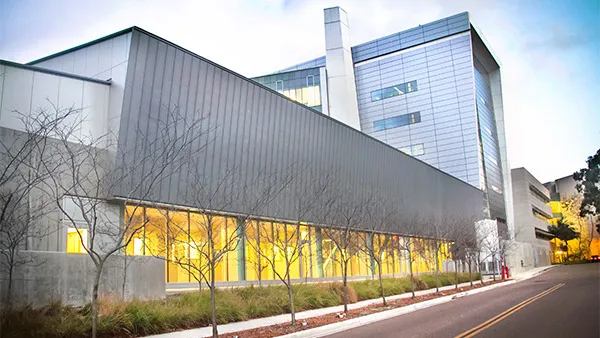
[66,228,88,254]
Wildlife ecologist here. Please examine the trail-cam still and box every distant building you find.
[545,174,600,259]
[253,7,514,254]
[509,168,554,274]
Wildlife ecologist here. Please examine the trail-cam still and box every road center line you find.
[454,283,565,338]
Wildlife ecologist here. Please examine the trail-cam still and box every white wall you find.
[324,7,361,130]
[31,32,132,147]
[0,64,110,145]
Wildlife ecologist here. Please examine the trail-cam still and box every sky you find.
[0,0,598,183]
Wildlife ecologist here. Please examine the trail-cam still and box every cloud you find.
[1,0,598,182]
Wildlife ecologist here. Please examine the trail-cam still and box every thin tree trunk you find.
[208,219,218,338]
[478,254,484,286]
[343,262,349,314]
[378,262,387,306]
[286,273,296,325]
[501,255,506,281]
[434,245,440,293]
[492,254,497,281]
[468,258,473,287]
[407,245,415,298]
[454,260,459,290]
[210,271,217,338]
[91,261,104,338]
[6,263,14,308]
[122,255,127,299]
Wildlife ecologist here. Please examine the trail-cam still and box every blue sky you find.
[0,0,598,183]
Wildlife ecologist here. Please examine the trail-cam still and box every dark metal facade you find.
[115,29,482,230]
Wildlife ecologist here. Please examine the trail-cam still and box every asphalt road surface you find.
[325,264,600,338]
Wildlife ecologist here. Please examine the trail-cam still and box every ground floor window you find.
[66,228,88,254]
[122,205,451,283]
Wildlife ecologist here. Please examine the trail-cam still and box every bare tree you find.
[474,219,502,285]
[37,105,202,338]
[361,196,398,306]
[148,164,294,338]
[421,216,453,293]
[244,172,322,326]
[446,215,477,290]
[397,236,417,298]
[0,105,79,307]
[313,179,369,315]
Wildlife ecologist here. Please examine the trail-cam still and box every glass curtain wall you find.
[252,68,323,112]
[124,205,451,283]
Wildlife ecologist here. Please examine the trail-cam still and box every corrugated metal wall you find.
[115,29,482,231]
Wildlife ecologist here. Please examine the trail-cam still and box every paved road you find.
[325,264,600,338]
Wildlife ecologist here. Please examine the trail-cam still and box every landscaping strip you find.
[216,281,506,338]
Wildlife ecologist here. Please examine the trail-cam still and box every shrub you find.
[1,272,482,337]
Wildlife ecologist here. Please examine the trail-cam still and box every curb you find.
[276,267,552,338]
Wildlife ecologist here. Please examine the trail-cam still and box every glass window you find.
[225,218,240,281]
[373,112,421,131]
[299,225,312,279]
[125,206,145,255]
[276,80,283,91]
[306,75,314,87]
[371,80,418,101]
[245,221,261,281]
[411,143,425,156]
[189,212,209,283]
[66,228,88,253]
[144,208,167,257]
[167,211,190,283]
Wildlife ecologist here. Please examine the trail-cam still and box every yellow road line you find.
[455,283,565,338]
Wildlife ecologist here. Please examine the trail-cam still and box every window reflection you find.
[371,80,418,101]
[373,112,421,131]
[122,205,448,283]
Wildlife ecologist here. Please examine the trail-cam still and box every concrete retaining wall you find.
[0,251,165,307]
[506,241,551,277]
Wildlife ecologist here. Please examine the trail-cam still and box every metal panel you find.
[115,29,482,232]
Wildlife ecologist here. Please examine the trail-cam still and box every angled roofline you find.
[0,59,112,85]
[130,27,482,194]
[19,24,483,196]
[272,11,472,73]
[27,27,136,65]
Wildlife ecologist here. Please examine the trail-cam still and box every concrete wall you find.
[0,251,165,307]
[509,168,553,274]
[507,241,551,276]
[511,168,552,243]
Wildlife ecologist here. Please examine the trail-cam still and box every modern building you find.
[545,174,600,260]
[508,168,554,275]
[0,25,483,306]
[252,8,514,248]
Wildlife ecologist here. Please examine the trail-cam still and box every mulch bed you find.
[215,280,506,338]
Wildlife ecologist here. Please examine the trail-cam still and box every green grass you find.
[1,273,479,337]
[350,272,479,300]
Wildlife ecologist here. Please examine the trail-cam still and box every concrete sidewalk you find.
[145,266,553,338]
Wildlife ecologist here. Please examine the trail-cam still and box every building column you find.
[315,228,324,278]
[236,218,246,281]
[368,233,376,277]
[324,6,361,130]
